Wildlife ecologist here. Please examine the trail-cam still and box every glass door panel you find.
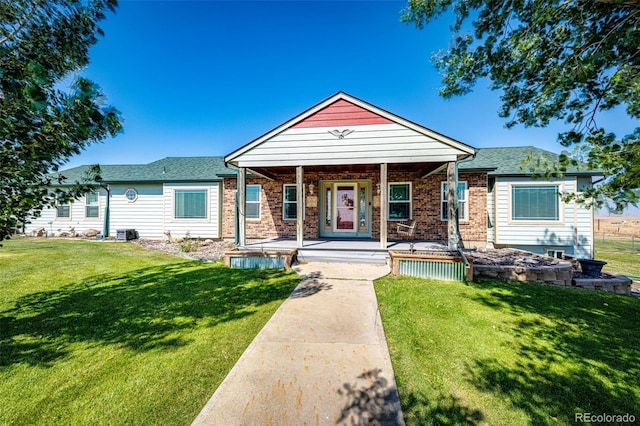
[359,185,367,231]
[325,187,332,226]
[334,184,357,232]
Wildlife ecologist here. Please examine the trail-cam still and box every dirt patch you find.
[595,215,640,236]
[135,238,235,261]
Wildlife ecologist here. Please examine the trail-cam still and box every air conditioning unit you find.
[116,229,136,241]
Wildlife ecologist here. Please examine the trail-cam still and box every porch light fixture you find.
[309,183,315,195]
[376,183,381,194]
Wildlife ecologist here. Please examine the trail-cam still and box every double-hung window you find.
[283,184,297,220]
[174,189,208,219]
[56,203,71,219]
[511,184,560,221]
[85,192,99,218]
[246,185,261,220]
[388,183,411,220]
[441,182,468,220]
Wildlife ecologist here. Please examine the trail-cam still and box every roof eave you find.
[490,172,604,177]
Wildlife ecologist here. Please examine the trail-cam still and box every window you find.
[547,249,565,259]
[56,203,70,219]
[511,185,560,221]
[85,192,99,218]
[174,189,207,219]
[246,185,261,220]
[388,183,411,220]
[441,182,468,220]
[283,184,297,220]
[325,186,332,225]
[359,186,366,228]
[124,188,138,202]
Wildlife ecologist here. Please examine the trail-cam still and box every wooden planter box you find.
[224,248,297,269]
[389,250,473,282]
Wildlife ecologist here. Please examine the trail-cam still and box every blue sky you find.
[68,0,635,215]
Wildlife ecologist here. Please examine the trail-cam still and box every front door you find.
[334,184,357,232]
[320,180,371,238]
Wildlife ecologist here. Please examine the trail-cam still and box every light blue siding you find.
[493,176,593,257]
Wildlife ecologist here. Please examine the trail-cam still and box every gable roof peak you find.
[225,92,475,164]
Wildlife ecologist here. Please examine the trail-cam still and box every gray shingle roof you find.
[52,157,234,184]
[459,146,601,176]
[52,147,600,185]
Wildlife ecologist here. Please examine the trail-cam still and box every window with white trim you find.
[246,185,261,220]
[547,249,565,259]
[56,202,71,219]
[388,183,411,220]
[283,184,297,220]
[511,184,560,221]
[85,192,99,218]
[174,189,208,219]
[441,182,468,220]
[124,188,138,202]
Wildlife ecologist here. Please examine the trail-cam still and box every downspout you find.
[101,184,110,238]
[457,246,471,281]
[455,154,477,250]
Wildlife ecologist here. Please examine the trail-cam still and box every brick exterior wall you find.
[222,170,487,246]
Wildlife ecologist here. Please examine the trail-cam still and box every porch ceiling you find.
[247,162,444,179]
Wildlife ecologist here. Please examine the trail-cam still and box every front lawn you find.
[0,239,299,425]
[594,240,640,277]
[375,276,640,425]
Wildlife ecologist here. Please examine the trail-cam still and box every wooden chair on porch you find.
[396,220,417,241]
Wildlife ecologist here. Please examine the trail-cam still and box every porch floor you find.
[244,238,448,251]
[243,238,449,264]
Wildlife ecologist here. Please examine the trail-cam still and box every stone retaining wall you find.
[474,263,632,295]
[473,263,574,286]
[572,276,632,295]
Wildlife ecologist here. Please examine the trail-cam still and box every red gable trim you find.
[292,99,393,128]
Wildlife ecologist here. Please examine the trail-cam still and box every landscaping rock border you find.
[472,263,574,286]
[468,248,632,295]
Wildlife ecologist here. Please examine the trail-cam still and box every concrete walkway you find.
[192,262,405,426]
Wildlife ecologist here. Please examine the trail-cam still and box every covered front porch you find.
[224,92,477,251]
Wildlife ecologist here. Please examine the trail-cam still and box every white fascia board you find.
[235,154,459,168]
[343,95,476,156]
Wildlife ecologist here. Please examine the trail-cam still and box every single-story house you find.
[25,92,598,258]
[26,157,229,240]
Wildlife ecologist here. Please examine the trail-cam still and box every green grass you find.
[595,239,638,255]
[375,276,640,425]
[594,240,640,277]
[0,239,299,425]
[593,235,639,256]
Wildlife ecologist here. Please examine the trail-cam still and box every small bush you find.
[180,232,201,253]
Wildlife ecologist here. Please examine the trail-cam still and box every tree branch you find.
[0,1,44,47]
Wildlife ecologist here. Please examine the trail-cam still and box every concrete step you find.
[297,249,389,264]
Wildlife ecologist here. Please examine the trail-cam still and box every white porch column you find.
[296,166,304,248]
[380,163,388,249]
[238,167,246,247]
[447,161,460,250]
